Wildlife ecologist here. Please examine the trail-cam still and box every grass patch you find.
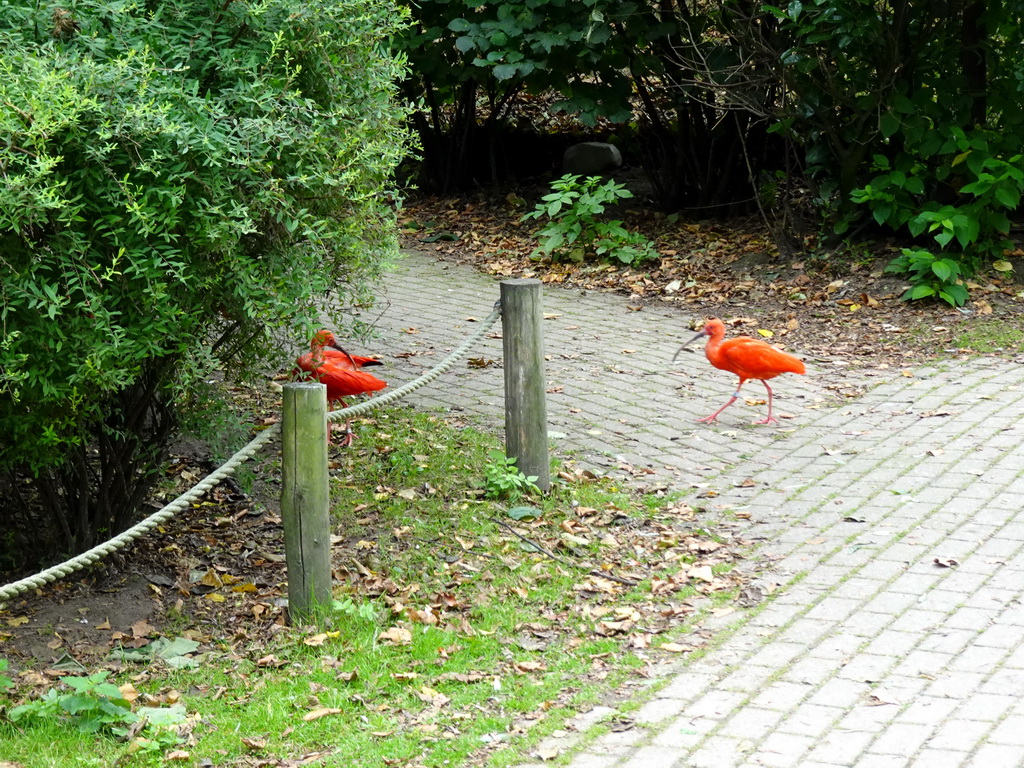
[949,317,1024,354]
[0,407,752,767]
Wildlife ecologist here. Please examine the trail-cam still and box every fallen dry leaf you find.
[659,642,694,654]
[688,565,714,582]
[118,683,140,703]
[536,746,560,761]
[380,626,413,646]
[416,686,451,708]
[864,694,896,707]
[131,619,157,638]
[303,708,343,722]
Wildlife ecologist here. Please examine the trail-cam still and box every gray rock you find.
[562,142,622,176]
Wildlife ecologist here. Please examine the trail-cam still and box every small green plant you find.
[7,670,188,755]
[884,247,968,306]
[9,672,135,734]
[0,659,13,695]
[332,596,378,623]
[521,174,658,265]
[483,450,540,500]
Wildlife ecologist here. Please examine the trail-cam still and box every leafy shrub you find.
[0,0,411,561]
[393,0,646,190]
[728,1,1024,303]
[483,450,540,500]
[851,129,1022,305]
[521,175,658,265]
[9,672,135,734]
[884,249,969,307]
[8,670,188,755]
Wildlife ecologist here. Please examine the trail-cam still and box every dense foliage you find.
[724,0,1024,302]
[0,0,411,561]
[399,0,1024,301]
[394,0,643,191]
[394,0,799,211]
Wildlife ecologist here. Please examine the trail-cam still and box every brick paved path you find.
[365,251,1024,768]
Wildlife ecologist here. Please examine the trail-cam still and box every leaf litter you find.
[402,191,1024,375]
[0,398,756,767]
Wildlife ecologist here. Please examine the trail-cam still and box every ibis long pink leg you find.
[752,380,778,425]
[697,381,745,424]
[326,399,352,447]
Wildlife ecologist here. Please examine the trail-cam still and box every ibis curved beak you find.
[671,328,708,364]
[329,340,357,367]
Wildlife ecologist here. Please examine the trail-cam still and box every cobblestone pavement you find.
[363,250,1024,768]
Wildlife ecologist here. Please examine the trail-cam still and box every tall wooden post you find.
[501,279,551,491]
[281,382,332,623]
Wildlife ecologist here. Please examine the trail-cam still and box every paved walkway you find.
[364,250,1024,768]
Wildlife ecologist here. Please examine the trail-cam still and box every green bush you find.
[0,0,411,560]
[724,1,1024,304]
[852,129,1022,305]
[393,0,650,191]
[521,174,658,265]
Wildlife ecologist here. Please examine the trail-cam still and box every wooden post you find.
[501,278,551,492]
[281,382,332,623]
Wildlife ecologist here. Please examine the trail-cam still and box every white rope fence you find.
[0,303,502,605]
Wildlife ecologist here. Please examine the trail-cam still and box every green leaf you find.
[907,284,936,300]
[938,283,968,306]
[541,232,565,252]
[138,703,188,727]
[987,211,1012,233]
[61,694,97,715]
[956,218,979,248]
[904,177,925,195]
[506,506,541,521]
[931,261,952,281]
[492,63,518,80]
[995,186,1020,209]
[893,95,915,114]
[879,112,900,138]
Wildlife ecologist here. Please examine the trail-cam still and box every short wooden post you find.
[281,382,332,623]
[501,278,551,492]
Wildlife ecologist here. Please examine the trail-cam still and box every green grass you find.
[0,407,746,767]
[949,317,1024,354]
